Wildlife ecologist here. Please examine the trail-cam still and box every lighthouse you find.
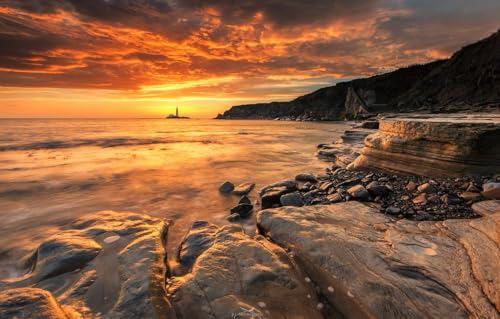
[176,107,179,117]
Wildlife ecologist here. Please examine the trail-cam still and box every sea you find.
[0,118,350,278]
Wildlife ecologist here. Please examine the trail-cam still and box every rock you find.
[412,194,428,205]
[167,223,323,319]
[299,182,314,192]
[230,204,253,218]
[471,200,500,216]
[2,211,171,318]
[238,195,251,205]
[219,181,234,193]
[466,182,481,193]
[0,288,73,319]
[232,182,255,195]
[25,236,101,282]
[459,191,482,202]
[347,185,370,200]
[406,181,417,191]
[352,115,500,177]
[336,178,361,188]
[303,189,320,204]
[226,213,240,222]
[319,181,335,192]
[295,173,317,183]
[360,120,379,129]
[482,182,500,200]
[261,186,295,209]
[417,182,437,194]
[257,202,500,319]
[280,192,304,207]
[385,206,401,215]
[327,193,343,203]
[440,194,462,205]
[366,181,391,197]
[259,180,296,197]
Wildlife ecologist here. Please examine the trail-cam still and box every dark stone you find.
[238,195,251,205]
[219,181,234,193]
[295,173,317,183]
[366,181,391,197]
[280,192,304,207]
[230,204,253,218]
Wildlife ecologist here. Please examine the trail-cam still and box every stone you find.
[219,181,234,193]
[300,182,314,191]
[295,173,317,183]
[459,191,482,202]
[0,288,74,319]
[232,182,255,195]
[261,186,295,209]
[352,115,500,177]
[238,195,251,205]
[226,213,240,222]
[257,202,500,319]
[440,194,462,205]
[167,223,323,319]
[327,193,343,203]
[412,194,428,205]
[466,182,481,193]
[230,203,253,218]
[347,185,370,200]
[259,180,297,196]
[366,181,391,197]
[280,192,304,207]
[417,183,437,194]
[482,182,500,200]
[385,206,401,215]
[406,181,417,191]
[471,200,500,216]
[2,211,171,318]
[318,181,335,192]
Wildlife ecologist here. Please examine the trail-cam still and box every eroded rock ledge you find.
[257,201,500,319]
[352,114,500,177]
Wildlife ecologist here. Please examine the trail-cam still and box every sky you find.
[0,0,499,118]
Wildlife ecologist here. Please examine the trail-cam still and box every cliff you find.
[216,30,500,120]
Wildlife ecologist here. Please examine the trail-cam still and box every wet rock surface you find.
[167,222,325,319]
[353,114,500,177]
[232,182,255,195]
[0,211,170,319]
[257,202,500,319]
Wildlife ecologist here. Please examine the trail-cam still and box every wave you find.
[0,137,219,151]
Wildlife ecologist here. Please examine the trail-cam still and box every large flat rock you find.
[1,211,171,319]
[257,202,499,319]
[166,222,325,319]
[353,114,500,176]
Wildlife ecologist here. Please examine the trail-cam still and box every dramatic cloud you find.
[0,0,498,116]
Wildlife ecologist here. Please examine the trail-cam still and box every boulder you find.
[295,173,317,183]
[347,185,370,200]
[352,114,500,177]
[280,192,304,207]
[166,223,324,319]
[232,182,255,195]
[230,203,253,218]
[482,182,500,200]
[1,211,171,318]
[257,202,499,319]
[0,288,73,319]
[219,181,235,193]
[366,181,391,197]
[260,181,297,209]
[259,180,296,197]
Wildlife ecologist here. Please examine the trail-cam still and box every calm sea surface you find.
[0,118,349,277]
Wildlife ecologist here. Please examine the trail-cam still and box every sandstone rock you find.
[167,223,323,319]
[352,114,500,177]
[0,288,74,319]
[482,182,500,200]
[257,202,500,319]
[471,200,500,216]
[406,181,417,191]
[295,173,317,183]
[417,182,436,193]
[232,182,255,195]
[459,191,482,202]
[412,194,428,205]
[347,185,370,200]
[2,211,170,318]
[327,193,343,203]
[219,181,235,193]
[230,203,253,218]
[280,192,304,207]
[319,181,335,192]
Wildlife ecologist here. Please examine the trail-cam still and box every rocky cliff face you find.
[217,30,500,120]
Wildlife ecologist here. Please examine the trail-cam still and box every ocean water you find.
[0,118,349,277]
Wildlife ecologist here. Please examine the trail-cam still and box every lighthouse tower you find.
[176,107,179,117]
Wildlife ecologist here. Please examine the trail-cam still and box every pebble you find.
[316,303,324,310]
[327,286,334,293]
[219,181,234,193]
[103,235,120,244]
[304,277,311,283]
[417,183,437,193]
[257,301,266,308]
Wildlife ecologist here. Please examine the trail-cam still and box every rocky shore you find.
[1,114,499,318]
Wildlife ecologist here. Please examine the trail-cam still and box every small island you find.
[166,107,190,119]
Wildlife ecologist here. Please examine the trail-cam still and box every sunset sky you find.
[0,0,499,118]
